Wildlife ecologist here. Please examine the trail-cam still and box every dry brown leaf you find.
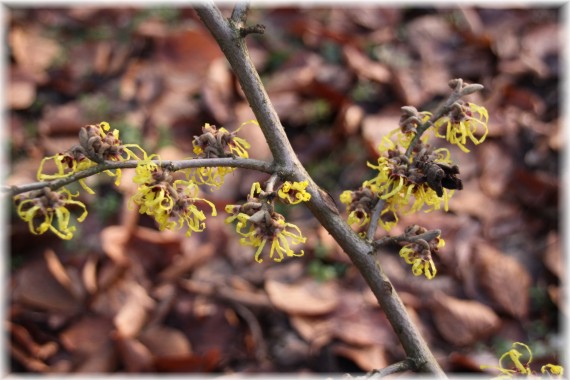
[475,243,531,319]
[9,72,36,109]
[361,111,401,153]
[265,278,339,316]
[543,232,562,279]
[115,336,154,372]
[343,45,391,83]
[60,316,114,354]
[82,254,99,295]
[139,326,192,357]
[74,341,117,373]
[43,250,85,301]
[9,322,58,360]
[155,27,223,74]
[333,343,388,372]
[113,284,155,338]
[38,102,85,137]
[202,58,235,124]
[101,225,130,265]
[477,142,513,198]
[149,89,199,129]
[9,345,50,372]
[391,68,425,106]
[334,102,364,136]
[12,258,80,314]
[331,291,395,347]
[10,26,61,74]
[290,315,334,350]
[430,292,501,346]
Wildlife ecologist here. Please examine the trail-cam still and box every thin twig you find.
[5,157,274,197]
[366,198,385,242]
[230,1,250,26]
[264,173,280,193]
[405,79,468,158]
[373,229,441,249]
[230,302,269,364]
[364,358,415,378]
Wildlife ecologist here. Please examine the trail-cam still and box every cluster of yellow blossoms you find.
[14,121,255,241]
[37,121,145,194]
[189,121,254,189]
[15,121,140,239]
[14,119,310,264]
[398,225,444,279]
[225,181,311,263]
[481,342,563,378]
[130,158,216,237]
[15,187,87,240]
[341,99,488,279]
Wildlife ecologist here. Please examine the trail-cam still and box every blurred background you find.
[6,5,563,375]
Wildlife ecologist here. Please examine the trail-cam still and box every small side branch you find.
[405,79,484,157]
[5,158,274,197]
[240,24,265,37]
[230,1,250,26]
[373,229,441,249]
[362,358,415,378]
[366,198,385,242]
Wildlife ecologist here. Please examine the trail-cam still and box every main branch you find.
[195,3,445,377]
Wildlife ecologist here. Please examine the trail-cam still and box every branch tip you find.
[240,24,266,37]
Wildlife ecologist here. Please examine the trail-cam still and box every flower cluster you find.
[432,101,489,153]
[341,88,488,238]
[344,130,461,233]
[340,185,397,232]
[14,121,147,239]
[340,83,489,280]
[14,187,87,240]
[131,158,216,237]
[397,225,443,280]
[189,121,254,189]
[481,342,564,379]
[37,122,146,193]
[278,181,311,205]
[225,181,309,263]
[14,119,259,241]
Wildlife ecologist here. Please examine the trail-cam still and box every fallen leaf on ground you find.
[431,292,501,346]
[265,278,339,316]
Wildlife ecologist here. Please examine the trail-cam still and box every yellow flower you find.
[130,159,216,236]
[37,151,99,194]
[188,166,235,189]
[398,240,442,280]
[225,181,306,263]
[278,181,311,204]
[434,102,489,153]
[168,180,217,236]
[542,364,564,376]
[361,144,459,232]
[397,226,444,279]
[14,187,87,240]
[37,122,148,193]
[481,342,564,378]
[190,121,255,188]
[234,212,306,263]
[192,121,254,159]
